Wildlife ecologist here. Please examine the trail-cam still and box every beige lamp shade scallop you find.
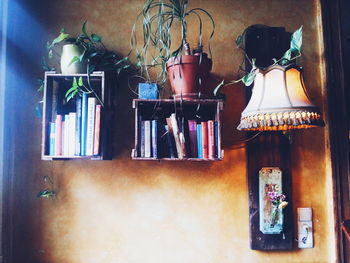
[237,65,324,131]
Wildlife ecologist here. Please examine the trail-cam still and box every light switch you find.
[297,207,313,248]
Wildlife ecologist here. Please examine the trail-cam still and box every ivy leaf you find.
[35,103,42,118]
[49,30,70,48]
[88,64,96,74]
[213,80,225,97]
[37,189,55,198]
[82,21,89,37]
[68,56,80,66]
[290,25,303,53]
[235,35,243,48]
[42,57,51,71]
[48,49,53,59]
[116,64,130,75]
[66,89,78,102]
[78,76,84,87]
[91,33,102,42]
[280,49,292,65]
[242,58,257,86]
[242,71,255,86]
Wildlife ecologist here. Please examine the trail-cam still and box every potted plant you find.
[40,22,130,104]
[131,0,215,99]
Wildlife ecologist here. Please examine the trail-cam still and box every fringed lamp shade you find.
[237,65,324,131]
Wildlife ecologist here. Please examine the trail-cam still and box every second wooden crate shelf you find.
[132,99,224,161]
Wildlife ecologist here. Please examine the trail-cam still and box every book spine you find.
[208,120,215,159]
[81,93,88,156]
[55,115,63,156]
[75,96,82,156]
[63,115,69,156]
[187,120,197,157]
[140,121,145,157]
[49,122,56,156]
[168,114,183,159]
[151,120,158,158]
[196,124,202,158]
[51,81,59,121]
[69,112,76,156]
[164,125,175,158]
[144,120,151,158]
[214,121,219,159]
[201,121,208,159]
[217,121,221,159]
[93,105,101,156]
[86,97,97,156]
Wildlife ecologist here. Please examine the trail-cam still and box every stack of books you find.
[138,113,221,159]
[48,93,101,157]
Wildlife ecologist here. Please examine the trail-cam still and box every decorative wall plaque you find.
[259,167,283,234]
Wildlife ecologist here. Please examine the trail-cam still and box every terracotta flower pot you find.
[166,54,212,99]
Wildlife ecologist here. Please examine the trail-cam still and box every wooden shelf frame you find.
[41,71,113,160]
[132,99,224,161]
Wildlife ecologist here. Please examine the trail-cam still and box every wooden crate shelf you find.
[132,99,224,161]
[41,71,113,160]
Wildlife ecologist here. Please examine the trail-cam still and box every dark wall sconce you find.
[240,25,324,251]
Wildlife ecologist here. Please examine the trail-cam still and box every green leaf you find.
[88,64,96,74]
[82,21,89,37]
[50,30,70,48]
[280,49,292,65]
[68,56,80,66]
[290,25,303,53]
[35,103,42,118]
[213,80,224,96]
[235,35,243,47]
[37,189,55,198]
[65,86,77,99]
[48,49,53,59]
[242,71,255,86]
[91,33,102,42]
[78,76,84,87]
[66,89,78,102]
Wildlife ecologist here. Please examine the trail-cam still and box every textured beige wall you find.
[14,0,335,262]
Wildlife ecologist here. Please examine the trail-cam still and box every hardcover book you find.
[151,120,158,158]
[81,93,88,156]
[68,112,76,156]
[201,121,208,159]
[63,115,69,156]
[144,120,151,158]
[164,124,176,158]
[75,96,82,156]
[167,114,183,159]
[49,122,56,156]
[214,121,219,158]
[207,120,215,159]
[140,121,145,157]
[93,105,101,155]
[86,97,97,156]
[188,120,197,157]
[55,115,63,156]
[196,124,202,158]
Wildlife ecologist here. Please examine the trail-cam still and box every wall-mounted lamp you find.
[237,65,324,131]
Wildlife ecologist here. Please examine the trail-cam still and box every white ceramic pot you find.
[60,44,87,74]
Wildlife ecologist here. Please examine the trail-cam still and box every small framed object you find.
[259,167,283,234]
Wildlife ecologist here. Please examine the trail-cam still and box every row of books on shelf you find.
[48,93,101,157]
[138,113,221,159]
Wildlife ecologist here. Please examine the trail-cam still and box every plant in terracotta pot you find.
[131,0,215,99]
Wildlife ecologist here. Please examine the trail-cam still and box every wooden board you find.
[247,133,293,250]
[244,25,293,250]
